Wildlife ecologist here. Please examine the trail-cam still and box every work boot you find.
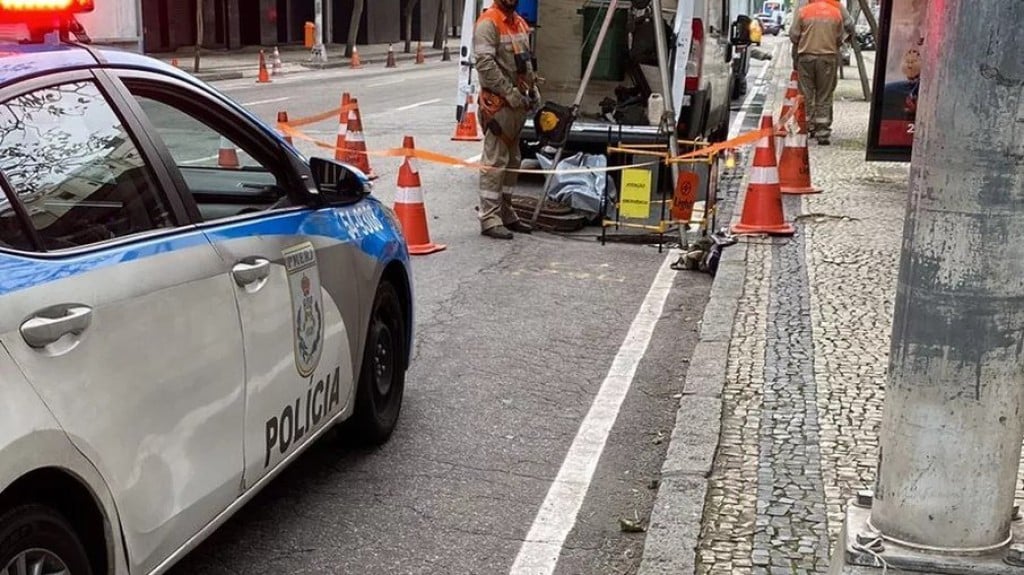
[482,225,514,240]
[505,220,533,234]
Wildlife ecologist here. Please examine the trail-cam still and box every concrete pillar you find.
[260,0,276,45]
[869,0,1024,553]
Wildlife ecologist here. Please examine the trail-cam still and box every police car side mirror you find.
[309,157,371,206]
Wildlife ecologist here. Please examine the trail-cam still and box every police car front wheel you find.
[0,505,93,575]
[348,280,407,445]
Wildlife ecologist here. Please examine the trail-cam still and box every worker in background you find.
[789,0,853,145]
[473,0,539,240]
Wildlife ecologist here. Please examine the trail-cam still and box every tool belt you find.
[479,88,518,149]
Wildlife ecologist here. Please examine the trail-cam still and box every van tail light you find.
[684,18,704,93]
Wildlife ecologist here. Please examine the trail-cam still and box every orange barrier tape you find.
[279,122,665,175]
[277,100,795,173]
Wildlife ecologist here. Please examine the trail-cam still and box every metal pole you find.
[649,0,681,242]
[869,0,1024,553]
[312,0,327,62]
[529,0,620,226]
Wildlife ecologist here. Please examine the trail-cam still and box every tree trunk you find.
[346,0,364,58]
[432,0,447,50]
[404,0,421,53]
[193,0,203,72]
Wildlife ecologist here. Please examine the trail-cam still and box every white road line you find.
[454,153,481,170]
[242,96,290,107]
[368,78,406,87]
[396,98,442,112]
[181,155,218,165]
[509,41,779,575]
[730,57,774,139]
[509,253,679,575]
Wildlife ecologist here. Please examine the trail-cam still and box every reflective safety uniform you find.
[473,4,537,232]
[789,0,846,139]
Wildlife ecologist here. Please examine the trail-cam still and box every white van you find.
[456,0,755,156]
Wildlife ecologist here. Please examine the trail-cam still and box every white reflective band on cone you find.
[396,186,424,203]
[750,166,780,185]
[757,135,772,148]
[785,134,808,147]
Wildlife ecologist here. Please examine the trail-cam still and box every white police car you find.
[0,2,413,574]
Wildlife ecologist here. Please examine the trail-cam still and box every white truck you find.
[456,0,756,157]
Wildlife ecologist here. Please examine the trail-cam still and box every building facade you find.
[118,0,461,54]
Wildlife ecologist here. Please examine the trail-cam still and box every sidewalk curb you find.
[637,58,782,575]
[189,57,451,83]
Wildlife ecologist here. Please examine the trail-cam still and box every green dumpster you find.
[579,1,629,82]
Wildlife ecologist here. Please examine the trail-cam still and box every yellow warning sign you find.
[620,168,652,219]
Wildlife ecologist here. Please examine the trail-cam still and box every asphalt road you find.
[166,52,771,575]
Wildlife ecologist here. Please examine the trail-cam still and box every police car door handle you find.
[232,259,271,286]
[20,306,93,348]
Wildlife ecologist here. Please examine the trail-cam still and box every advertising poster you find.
[866,0,926,162]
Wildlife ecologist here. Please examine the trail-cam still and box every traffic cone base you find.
[452,93,483,141]
[394,137,445,256]
[730,121,795,237]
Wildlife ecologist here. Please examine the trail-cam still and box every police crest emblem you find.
[283,242,323,377]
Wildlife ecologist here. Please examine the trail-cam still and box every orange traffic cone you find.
[386,44,397,68]
[350,46,363,69]
[343,98,376,179]
[452,92,483,141]
[277,111,293,145]
[272,46,283,76]
[218,136,240,169]
[730,115,795,236]
[394,136,446,255]
[760,112,776,158]
[256,49,271,83]
[334,92,351,162]
[776,70,799,155]
[779,96,822,195]
[415,41,426,64]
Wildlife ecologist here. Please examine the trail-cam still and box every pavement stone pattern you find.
[693,56,922,575]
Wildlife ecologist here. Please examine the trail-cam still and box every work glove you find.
[530,86,543,111]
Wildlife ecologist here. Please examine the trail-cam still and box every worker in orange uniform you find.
[789,0,853,145]
[473,0,539,240]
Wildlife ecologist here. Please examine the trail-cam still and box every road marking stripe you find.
[730,56,774,139]
[396,98,441,111]
[242,96,290,106]
[454,153,481,170]
[368,78,406,87]
[509,254,678,575]
[181,155,218,165]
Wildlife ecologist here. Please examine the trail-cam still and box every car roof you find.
[0,39,198,89]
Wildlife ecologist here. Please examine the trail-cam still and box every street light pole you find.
[832,0,1024,571]
[312,0,327,63]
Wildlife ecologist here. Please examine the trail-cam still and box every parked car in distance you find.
[756,13,781,35]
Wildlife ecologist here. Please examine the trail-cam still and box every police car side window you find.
[130,92,289,223]
[0,81,174,251]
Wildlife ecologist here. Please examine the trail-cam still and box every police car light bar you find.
[0,0,94,12]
